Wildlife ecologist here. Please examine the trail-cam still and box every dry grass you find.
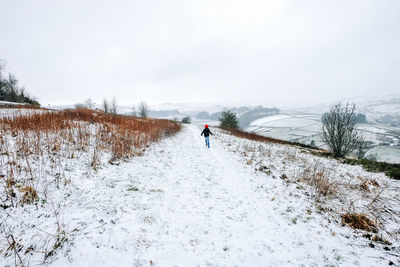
[19,186,38,204]
[0,103,43,109]
[222,128,330,156]
[0,108,181,208]
[233,129,399,240]
[223,128,291,145]
[341,213,378,233]
[0,108,181,264]
[1,108,180,158]
[298,163,338,201]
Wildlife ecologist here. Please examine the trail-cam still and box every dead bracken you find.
[341,213,378,233]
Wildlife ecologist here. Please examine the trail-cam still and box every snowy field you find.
[1,124,399,266]
[247,113,324,146]
[0,108,51,118]
[247,113,400,163]
[365,147,400,164]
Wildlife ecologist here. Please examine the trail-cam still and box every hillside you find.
[1,109,399,266]
[246,110,400,164]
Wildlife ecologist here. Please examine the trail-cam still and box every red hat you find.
[205,125,208,128]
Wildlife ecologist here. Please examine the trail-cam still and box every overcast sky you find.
[1,0,399,107]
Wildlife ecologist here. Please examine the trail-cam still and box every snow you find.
[0,101,27,106]
[365,146,400,164]
[284,94,400,115]
[0,108,50,118]
[249,114,291,126]
[246,113,322,146]
[1,125,400,266]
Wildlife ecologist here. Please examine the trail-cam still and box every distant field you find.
[365,146,400,164]
[247,113,322,146]
[247,113,400,163]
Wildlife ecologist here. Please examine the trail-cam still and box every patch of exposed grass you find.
[127,187,139,192]
[341,213,378,233]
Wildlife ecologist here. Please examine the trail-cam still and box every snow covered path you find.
[55,125,392,266]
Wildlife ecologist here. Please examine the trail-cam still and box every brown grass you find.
[0,103,43,109]
[222,128,291,145]
[341,213,378,233]
[298,163,338,200]
[222,127,330,154]
[0,108,181,208]
[0,108,181,159]
[20,186,38,204]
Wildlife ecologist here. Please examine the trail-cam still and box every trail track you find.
[49,125,396,266]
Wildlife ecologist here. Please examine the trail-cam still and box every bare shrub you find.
[110,97,118,115]
[299,162,337,201]
[321,103,364,158]
[138,101,149,118]
[84,98,95,109]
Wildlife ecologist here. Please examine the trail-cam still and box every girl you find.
[201,125,213,148]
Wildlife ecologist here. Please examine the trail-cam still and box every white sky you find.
[1,0,399,107]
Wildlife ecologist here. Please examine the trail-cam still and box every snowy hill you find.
[284,94,400,127]
[245,94,400,163]
[150,102,225,114]
[284,94,400,115]
[1,108,399,266]
[345,94,400,117]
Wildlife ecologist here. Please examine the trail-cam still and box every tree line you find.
[0,62,39,106]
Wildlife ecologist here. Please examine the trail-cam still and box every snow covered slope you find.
[1,125,399,266]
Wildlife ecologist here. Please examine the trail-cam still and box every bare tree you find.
[138,101,149,118]
[321,103,364,158]
[84,98,95,109]
[110,97,118,115]
[103,98,109,113]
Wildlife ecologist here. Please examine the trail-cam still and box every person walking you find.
[201,125,213,148]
